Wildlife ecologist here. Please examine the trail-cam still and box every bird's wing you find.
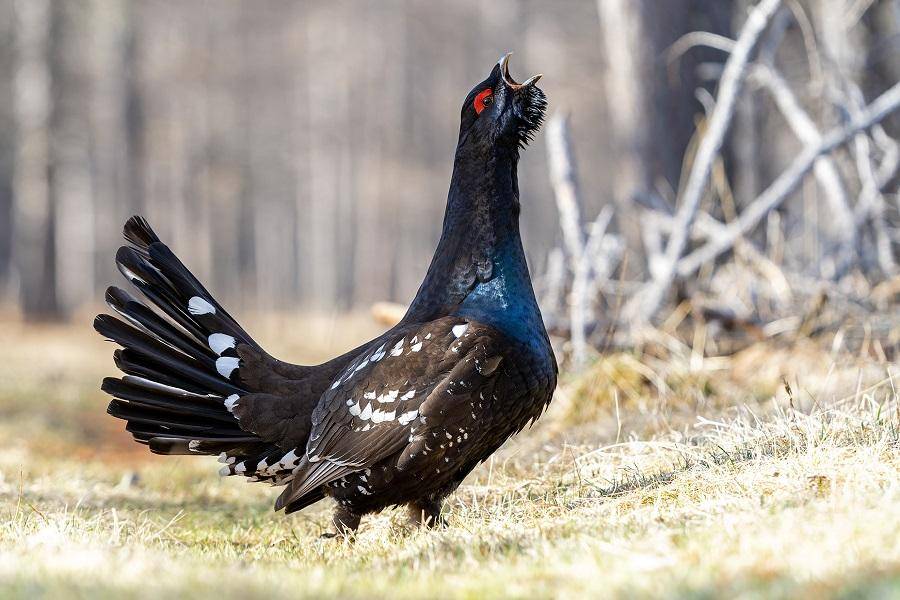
[275,316,508,511]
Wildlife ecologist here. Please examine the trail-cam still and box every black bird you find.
[95,54,557,534]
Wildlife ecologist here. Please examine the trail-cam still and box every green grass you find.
[1,320,899,598]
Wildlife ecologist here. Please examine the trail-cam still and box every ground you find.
[0,313,898,599]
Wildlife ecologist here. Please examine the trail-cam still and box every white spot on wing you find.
[188,296,216,315]
[452,323,468,338]
[375,390,394,404]
[349,401,362,416]
[398,410,419,425]
[390,338,405,356]
[400,389,416,400]
[208,333,236,355]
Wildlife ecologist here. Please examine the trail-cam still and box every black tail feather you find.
[125,421,257,445]
[113,349,211,396]
[105,286,216,362]
[101,378,232,422]
[94,315,237,396]
[99,216,267,469]
[122,215,161,250]
[145,243,260,351]
[107,399,246,435]
[148,437,267,456]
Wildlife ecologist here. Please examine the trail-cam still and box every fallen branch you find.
[751,64,855,246]
[677,81,900,277]
[625,0,785,324]
[546,113,584,264]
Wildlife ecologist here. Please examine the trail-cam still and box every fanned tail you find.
[96,216,287,479]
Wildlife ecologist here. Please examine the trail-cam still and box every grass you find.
[1,316,899,598]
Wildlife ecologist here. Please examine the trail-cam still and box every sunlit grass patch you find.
[1,323,899,598]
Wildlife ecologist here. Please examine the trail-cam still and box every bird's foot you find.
[407,499,446,529]
[326,505,361,540]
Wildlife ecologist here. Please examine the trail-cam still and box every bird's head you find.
[457,53,546,155]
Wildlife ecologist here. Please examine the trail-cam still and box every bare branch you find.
[677,81,900,277]
[570,206,615,367]
[666,31,737,65]
[751,64,856,249]
[624,0,785,324]
[546,112,584,265]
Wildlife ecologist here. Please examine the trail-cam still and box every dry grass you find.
[1,316,899,598]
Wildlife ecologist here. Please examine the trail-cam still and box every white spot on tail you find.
[188,440,201,451]
[452,323,468,338]
[224,394,240,412]
[216,357,240,379]
[208,333,236,355]
[278,449,299,468]
[188,296,216,315]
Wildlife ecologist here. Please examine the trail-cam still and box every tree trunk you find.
[12,0,59,319]
[0,0,15,301]
[50,0,95,315]
[596,0,734,267]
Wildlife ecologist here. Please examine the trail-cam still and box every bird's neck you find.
[405,148,544,344]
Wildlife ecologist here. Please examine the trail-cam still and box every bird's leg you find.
[321,505,361,539]
[407,496,445,528]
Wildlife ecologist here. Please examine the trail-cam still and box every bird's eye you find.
[474,88,493,115]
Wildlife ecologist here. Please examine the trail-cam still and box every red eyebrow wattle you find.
[474,88,493,114]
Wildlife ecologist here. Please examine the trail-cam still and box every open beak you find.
[498,53,542,90]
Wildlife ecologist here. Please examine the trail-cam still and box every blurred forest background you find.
[2,3,900,595]
[0,0,898,359]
